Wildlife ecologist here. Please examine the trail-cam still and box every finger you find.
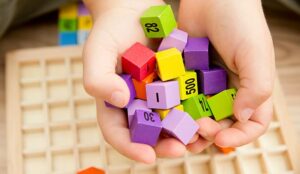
[215,97,273,147]
[83,25,130,108]
[187,137,212,154]
[197,117,222,141]
[154,138,186,158]
[188,134,199,144]
[96,100,156,163]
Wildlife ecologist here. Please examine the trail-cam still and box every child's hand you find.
[83,0,191,163]
[178,0,275,152]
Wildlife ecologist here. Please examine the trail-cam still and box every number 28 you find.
[145,23,159,33]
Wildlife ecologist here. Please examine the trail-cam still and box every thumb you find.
[83,28,130,108]
[233,40,275,122]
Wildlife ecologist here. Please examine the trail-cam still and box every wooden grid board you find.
[6,46,300,174]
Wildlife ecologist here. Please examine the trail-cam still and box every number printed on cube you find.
[140,5,177,38]
[176,71,198,100]
[146,81,180,109]
[127,99,151,126]
[207,88,237,121]
[182,94,212,120]
[130,110,162,146]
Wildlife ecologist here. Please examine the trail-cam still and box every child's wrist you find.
[83,0,165,20]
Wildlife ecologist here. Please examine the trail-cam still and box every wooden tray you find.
[6,46,300,174]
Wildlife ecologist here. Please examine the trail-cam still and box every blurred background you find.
[0,0,299,173]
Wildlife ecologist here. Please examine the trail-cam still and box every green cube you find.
[207,88,237,121]
[182,94,212,120]
[140,5,177,38]
[59,18,77,32]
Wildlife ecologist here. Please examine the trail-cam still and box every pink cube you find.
[162,109,199,145]
[127,99,151,126]
[146,81,180,109]
[158,29,188,52]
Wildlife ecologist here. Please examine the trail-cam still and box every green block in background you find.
[140,5,177,38]
[207,88,237,121]
[59,18,77,32]
[182,94,212,120]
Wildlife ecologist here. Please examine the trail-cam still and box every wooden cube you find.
[162,109,199,145]
[155,104,184,120]
[127,99,151,126]
[132,72,156,100]
[197,66,227,95]
[156,48,185,81]
[146,81,180,109]
[130,110,162,146]
[207,88,237,121]
[122,42,156,81]
[184,37,209,70]
[182,94,212,120]
[158,29,188,52]
[140,5,177,38]
[176,71,198,100]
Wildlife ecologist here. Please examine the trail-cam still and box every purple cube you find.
[197,66,227,95]
[162,109,199,145]
[146,81,180,109]
[130,110,162,146]
[127,99,151,126]
[105,74,136,108]
[183,37,209,70]
[158,29,188,52]
[78,3,90,16]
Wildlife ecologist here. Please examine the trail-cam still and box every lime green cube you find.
[207,88,237,121]
[182,94,212,120]
[59,18,77,32]
[140,5,177,38]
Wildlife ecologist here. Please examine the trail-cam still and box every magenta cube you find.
[158,29,188,52]
[127,99,151,126]
[146,81,180,109]
[197,66,227,95]
[105,74,136,108]
[130,110,162,146]
[162,109,199,145]
[183,37,209,70]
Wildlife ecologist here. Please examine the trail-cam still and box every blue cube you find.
[59,32,77,46]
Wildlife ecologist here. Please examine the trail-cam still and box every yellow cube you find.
[155,104,184,120]
[176,71,198,100]
[156,48,185,81]
[59,4,78,19]
[78,15,93,30]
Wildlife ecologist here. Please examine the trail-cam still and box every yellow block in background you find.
[59,4,78,19]
[78,16,93,30]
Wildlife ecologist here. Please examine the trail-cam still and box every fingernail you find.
[110,91,126,107]
[240,108,254,123]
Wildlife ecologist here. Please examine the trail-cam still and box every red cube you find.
[122,42,156,81]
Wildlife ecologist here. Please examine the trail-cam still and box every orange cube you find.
[132,72,157,100]
[216,145,235,154]
[77,167,105,174]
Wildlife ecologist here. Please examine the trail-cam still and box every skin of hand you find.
[178,0,275,152]
[83,0,275,162]
[82,0,195,164]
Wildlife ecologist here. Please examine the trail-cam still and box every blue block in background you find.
[59,32,77,46]
[77,30,89,45]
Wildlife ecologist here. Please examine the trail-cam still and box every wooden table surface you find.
[0,6,299,174]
